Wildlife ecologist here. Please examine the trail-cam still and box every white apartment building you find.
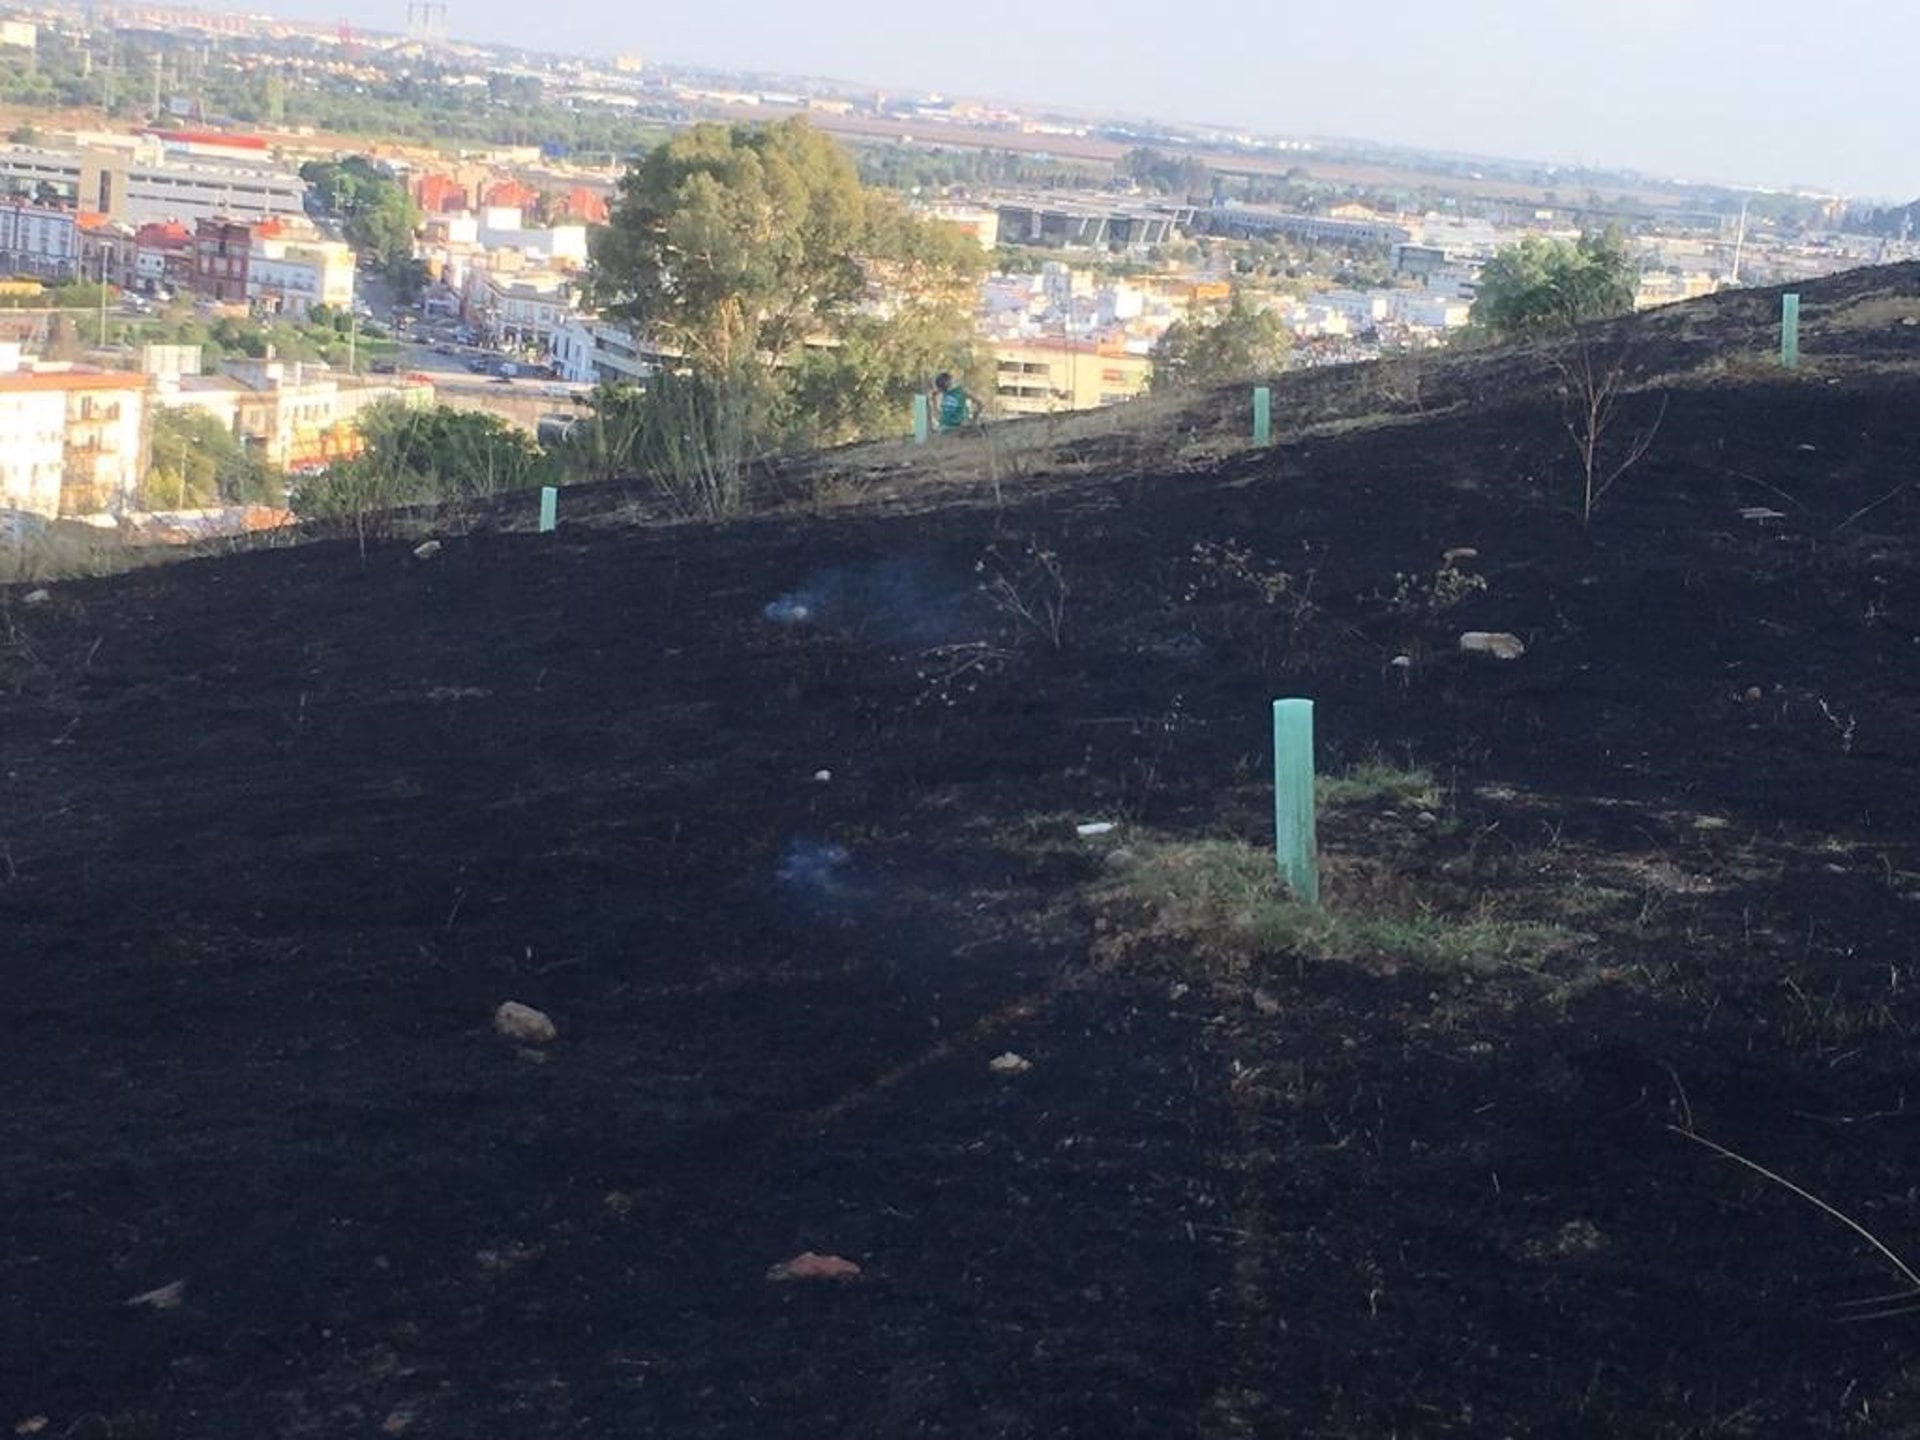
[0,346,149,517]
[475,206,589,267]
[1392,292,1473,329]
[0,200,78,280]
[463,264,580,348]
[0,371,68,517]
[419,208,590,302]
[549,315,599,385]
[247,237,356,318]
[549,316,653,387]
[1319,289,1395,329]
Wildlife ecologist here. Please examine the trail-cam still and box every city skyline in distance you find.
[244,0,1916,202]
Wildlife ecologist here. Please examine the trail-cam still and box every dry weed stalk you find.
[1670,1124,1920,1317]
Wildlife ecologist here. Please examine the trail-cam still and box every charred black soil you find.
[6,270,1920,1438]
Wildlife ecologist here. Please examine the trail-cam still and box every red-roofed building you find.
[556,187,609,225]
[414,172,469,214]
[480,178,539,211]
[139,128,271,155]
[135,221,195,293]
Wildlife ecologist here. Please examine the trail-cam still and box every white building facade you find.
[247,238,356,318]
[0,200,78,280]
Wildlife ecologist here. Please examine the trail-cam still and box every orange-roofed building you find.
[415,172,469,214]
[481,178,539,211]
[557,187,609,225]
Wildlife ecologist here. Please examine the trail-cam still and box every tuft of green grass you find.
[1316,759,1442,810]
[1099,837,1566,977]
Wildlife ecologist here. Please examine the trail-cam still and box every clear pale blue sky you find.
[299,0,1914,199]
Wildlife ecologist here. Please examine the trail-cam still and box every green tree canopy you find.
[1150,292,1291,391]
[292,403,547,519]
[145,409,281,510]
[1469,231,1638,342]
[301,155,422,269]
[589,117,984,443]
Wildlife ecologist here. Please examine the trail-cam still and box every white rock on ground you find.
[493,1001,557,1045]
[125,1279,186,1310]
[1458,631,1527,660]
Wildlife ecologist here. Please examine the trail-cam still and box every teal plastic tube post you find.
[538,486,557,533]
[913,393,931,444]
[1781,293,1801,370]
[1253,385,1272,445]
[1273,698,1319,904]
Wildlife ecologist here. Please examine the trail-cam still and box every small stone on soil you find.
[125,1279,186,1311]
[1252,989,1282,1016]
[1459,631,1526,660]
[766,1252,862,1282]
[494,1001,557,1045]
[22,589,50,606]
[990,1052,1034,1075]
[411,540,443,560]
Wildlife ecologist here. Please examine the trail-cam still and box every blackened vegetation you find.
[6,266,1920,1437]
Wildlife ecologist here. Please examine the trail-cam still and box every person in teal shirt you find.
[930,371,978,431]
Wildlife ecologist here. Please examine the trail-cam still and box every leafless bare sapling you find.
[1553,337,1668,526]
[977,538,1069,649]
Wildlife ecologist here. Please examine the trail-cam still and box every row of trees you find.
[288,118,1645,527]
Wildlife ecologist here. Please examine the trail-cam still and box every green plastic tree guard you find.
[1272,698,1319,904]
[538,486,557,533]
[1253,385,1272,445]
[913,393,931,444]
[1781,293,1801,370]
